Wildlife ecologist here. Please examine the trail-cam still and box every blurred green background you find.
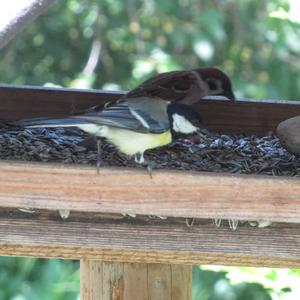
[1,0,300,299]
[1,0,300,99]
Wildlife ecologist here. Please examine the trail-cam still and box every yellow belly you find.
[105,127,172,156]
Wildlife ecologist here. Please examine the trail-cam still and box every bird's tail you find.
[13,117,88,128]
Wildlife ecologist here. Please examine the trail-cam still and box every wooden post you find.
[80,260,192,300]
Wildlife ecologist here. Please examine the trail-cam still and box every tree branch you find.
[0,0,57,48]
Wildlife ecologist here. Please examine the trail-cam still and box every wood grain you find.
[103,261,124,300]
[0,209,300,268]
[124,263,148,300]
[81,260,103,300]
[1,84,300,134]
[80,261,191,300]
[148,264,171,300]
[171,265,192,300]
[0,161,299,223]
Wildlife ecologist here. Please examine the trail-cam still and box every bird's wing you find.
[123,69,204,103]
[74,97,170,134]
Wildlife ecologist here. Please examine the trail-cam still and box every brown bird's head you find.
[194,67,236,101]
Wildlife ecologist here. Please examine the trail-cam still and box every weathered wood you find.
[0,209,300,268]
[171,265,192,300]
[124,263,148,300]
[1,84,300,134]
[80,261,192,300]
[147,264,171,300]
[102,261,124,300]
[0,162,299,223]
[81,260,103,300]
[0,84,123,120]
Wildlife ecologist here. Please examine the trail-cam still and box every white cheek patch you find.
[172,113,198,134]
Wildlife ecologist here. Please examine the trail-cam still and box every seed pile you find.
[0,125,299,177]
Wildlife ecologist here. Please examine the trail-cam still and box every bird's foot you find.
[134,153,155,178]
[145,161,156,178]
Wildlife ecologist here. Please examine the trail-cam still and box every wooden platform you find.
[0,85,300,299]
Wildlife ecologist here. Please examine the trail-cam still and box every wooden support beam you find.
[80,261,192,300]
[0,208,300,268]
[0,162,299,223]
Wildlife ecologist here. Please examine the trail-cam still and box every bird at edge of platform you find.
[14,67,235,176]
[13,98,203,177]
[14,67,237,224]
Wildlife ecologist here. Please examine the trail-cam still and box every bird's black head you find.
[195,67,236,101]
[167,103,203,139]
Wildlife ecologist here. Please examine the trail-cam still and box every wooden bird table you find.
[0,84,300,299]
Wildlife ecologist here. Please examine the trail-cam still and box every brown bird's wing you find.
[123,69,207,104]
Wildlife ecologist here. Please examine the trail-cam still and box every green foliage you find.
[193,267,273,300]
[1,0,300,99]
[195,266,300,300]
[0,257,79,300]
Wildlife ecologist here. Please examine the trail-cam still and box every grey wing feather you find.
[127,97,169,132]
[75,97,169,134]
[15,98,170,134]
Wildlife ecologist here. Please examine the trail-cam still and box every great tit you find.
[123,67,235,104]
[15,97,203,174]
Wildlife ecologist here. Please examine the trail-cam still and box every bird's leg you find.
[145,161,156,178]
[96,138,102,174]
[134,153,155,178]
[134,152,144,164]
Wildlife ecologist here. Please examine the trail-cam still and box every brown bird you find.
[123,67,235,104]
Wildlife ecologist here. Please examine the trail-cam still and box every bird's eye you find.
[207,79,218,90]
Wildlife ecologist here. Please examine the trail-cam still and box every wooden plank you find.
[0,84,123,120]
[124,263,148,300]
[147,264,171,300]
[80,261,192,300]
[194,98,300,134]
[102,261,124,300]
[80,260,103,300]
[0,209,300,268]
[1,84,300,134]
[171,265,192,300]
[0,161,299,223]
